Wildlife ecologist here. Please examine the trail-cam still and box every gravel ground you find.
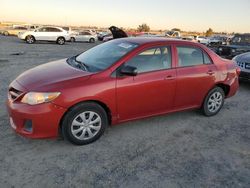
[0,35,250,188]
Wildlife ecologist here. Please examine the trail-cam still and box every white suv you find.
[18,26,70,45]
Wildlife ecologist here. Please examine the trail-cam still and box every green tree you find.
[206,28,213,37]
[137,23,150,32]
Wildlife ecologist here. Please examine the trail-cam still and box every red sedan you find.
[7,38,240,145]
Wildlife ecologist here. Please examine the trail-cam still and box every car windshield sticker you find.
[118,43,133,49]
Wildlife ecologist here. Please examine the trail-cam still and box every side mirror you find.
[120,65,138,76]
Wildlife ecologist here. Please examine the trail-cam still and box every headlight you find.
[231,49,236,53]
[218,47,223,51]
[21,92,60,105]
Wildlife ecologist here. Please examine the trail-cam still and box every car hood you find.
[15,59,92,91]
[236,52,250,62]
[109,26,128,39]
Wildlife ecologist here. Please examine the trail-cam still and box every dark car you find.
[233,52,250,80]
[98,26,128,41]
[216,34,250,59]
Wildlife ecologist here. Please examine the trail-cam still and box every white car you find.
[70,31,97,43]
[18,26,70,45]
[196,36,210,45]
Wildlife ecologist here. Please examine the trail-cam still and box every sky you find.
[0,0,250,33]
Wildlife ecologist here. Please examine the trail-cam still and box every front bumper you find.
[6,100,67,139]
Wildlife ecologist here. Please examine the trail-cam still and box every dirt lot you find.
[0,35,250,188]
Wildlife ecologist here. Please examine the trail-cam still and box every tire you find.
[89,38,95,43]
[25,35,35,44]
[57,37,65,45]
[70,37,75,42]
[202,87,225,116]
[4,31,9,36]
[62,102,108,145]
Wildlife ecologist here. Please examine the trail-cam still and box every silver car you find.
[70,31,97,43]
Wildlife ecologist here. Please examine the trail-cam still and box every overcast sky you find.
[1,0,250,32]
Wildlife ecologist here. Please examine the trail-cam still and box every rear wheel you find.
[26,35,35,44]
[89,38,95,43]
[4,31,9,36]
[202,87,225,116]
[70,37,75,42]
[57,37,65,45]
[62,102,108,145]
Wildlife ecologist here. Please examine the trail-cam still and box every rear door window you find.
[177,46,212,67]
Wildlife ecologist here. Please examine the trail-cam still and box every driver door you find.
[116,45,176,121]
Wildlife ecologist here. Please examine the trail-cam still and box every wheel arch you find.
[25,35,36,41]
[57,36,65,40]
[215,83,230,97]
[58,100,112,136]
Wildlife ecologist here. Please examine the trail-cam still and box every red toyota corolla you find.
[7,38,239,145]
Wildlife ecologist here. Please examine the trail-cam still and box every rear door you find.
[116,45,177,121]
[174,45,217,109]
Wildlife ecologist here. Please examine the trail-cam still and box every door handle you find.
[207,70,215,75]
[165,75,175,80]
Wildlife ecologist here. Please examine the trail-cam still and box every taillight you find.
[236,67,241,76]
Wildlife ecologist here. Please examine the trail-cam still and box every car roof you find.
[114,37,198,46]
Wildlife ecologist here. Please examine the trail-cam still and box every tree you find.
[137,23,150,32]
[205,28,213,37]
[171,28,181,32]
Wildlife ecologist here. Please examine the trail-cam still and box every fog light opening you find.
[23,120,33,132]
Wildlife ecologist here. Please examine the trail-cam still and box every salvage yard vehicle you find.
[7,38,239,145]
[196,36,210,45]
[217,34,250,59]
[233,52,250,80]
[2,26,29,36]
[18,26,70,45]
[70,31,97,43]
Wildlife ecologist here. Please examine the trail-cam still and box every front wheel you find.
[57,37,65,45]
[62,102,108,145]
[26,35,35,44]
[202,87,225,116]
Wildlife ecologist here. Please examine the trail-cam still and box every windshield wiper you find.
[73,56,89,71]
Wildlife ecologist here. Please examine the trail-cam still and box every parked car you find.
[216,34,250,59]
[102,26,128,42]
[18,26,70,45]
[233,52,250,80]
[182,36,195,41]
[97,31,110,41]
[7,38,239,145]
[196,36,210,45]
[165,30,181,38]
[70,31,97,43]
[2,26,29,36]
[103,34,113,42]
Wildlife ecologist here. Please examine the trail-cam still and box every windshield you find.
[75,40,139,72]
[231,35,250,44]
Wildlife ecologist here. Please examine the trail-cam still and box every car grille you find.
[8,87,23,101]
[236,61,245,68]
